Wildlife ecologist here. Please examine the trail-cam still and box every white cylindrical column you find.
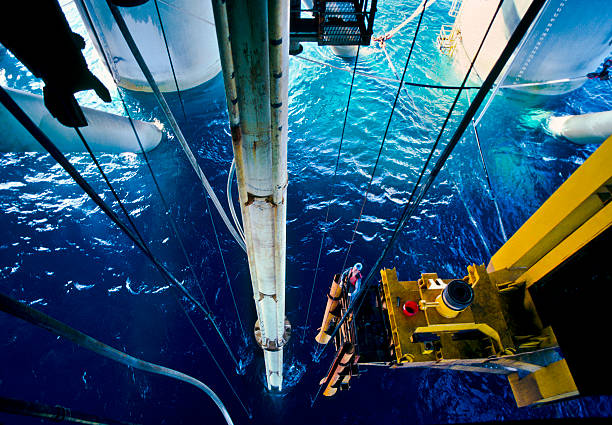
[220,0,290,391]
[75,0,221,92]
[0,86,162,153]
[547,110,612,145]
[452,0,611,95]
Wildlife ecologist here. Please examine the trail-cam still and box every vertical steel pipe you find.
[268,0,290,390]
[217,0,290,390]
[210,0,240,127]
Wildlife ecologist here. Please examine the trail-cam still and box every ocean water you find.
[1,1,612,424]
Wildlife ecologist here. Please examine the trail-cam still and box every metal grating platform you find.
[320,1,363,45]
[290,0,377,49]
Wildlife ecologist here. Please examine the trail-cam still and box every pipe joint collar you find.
[255,318,291,351]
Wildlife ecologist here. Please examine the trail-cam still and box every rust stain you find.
[230,124,242,149]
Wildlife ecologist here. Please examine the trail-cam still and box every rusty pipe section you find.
[214,0,290,391]
[320,342,356,396]
[211,0,239,127]
[226,0,272,196]
[315,274,343,344]
[269,0,289,206]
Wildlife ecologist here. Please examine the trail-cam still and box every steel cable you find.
[226,160,245,241]
[78,82,249,415]
[76,0,244,367]
[302,44,362,342]
[295,55,481,89]
[465,91,508,241]
[76,0,211,305]
[204,193,248,345]
[153,0,187,121]
[151,0,248,345]
[106,1,246,252]
[76,0,252,379]
[310,0,431,375]
[172,292,252,418]
[0,85,239,369]
[313,0,546,366]
[77,122,250,410]
[75,127,150,248]
[339,0,429,277]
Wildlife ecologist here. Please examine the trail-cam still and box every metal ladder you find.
[436,24,460,57]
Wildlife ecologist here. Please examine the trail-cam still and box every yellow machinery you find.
[317,135,612,407]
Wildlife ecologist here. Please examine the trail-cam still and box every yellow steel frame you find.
[519,201,612,286]
[488,135,612,287]
[508,359,578,408]
[413,323,503,354]
[366,137,612,407]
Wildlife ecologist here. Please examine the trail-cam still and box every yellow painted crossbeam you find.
[508,359,578,407]
[414,322,504,354]
[488,135,612,276]
[519,200,612,287]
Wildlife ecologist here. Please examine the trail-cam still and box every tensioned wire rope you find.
[465,91,508,242]
[308,0,431,378]
[80,98,252,419]
[74,0,250,411]
[171,290,252,418]
[0,84,240,369]
[105,0,246,253]
[338,0,430,280]
[76,0,241,345]
[153,0,187,121]
[102,10,253,376]
[76,125,251,417]
[75,0,210,304]
[296,54,587,91]
[152,0,247,345]
[2,85,254,420]
[0,85,250,423]
[312,0,546,366]
[76,89,253,417]
[304,0,429,347]
[74,126,151,250]
[302,44,362,342]
[295,54,482,89]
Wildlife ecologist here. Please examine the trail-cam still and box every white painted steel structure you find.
[548,110,612,145]
[75,0,221,92]
[0,86,162,153]
[452,0,611,95]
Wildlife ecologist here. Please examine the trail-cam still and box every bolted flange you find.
[254,317,291,352]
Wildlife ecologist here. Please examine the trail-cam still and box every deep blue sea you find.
[2,0,612,424]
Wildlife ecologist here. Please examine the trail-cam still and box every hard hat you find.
[354,263,362,271]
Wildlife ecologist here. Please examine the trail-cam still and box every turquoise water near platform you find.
[1,0,612,424]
